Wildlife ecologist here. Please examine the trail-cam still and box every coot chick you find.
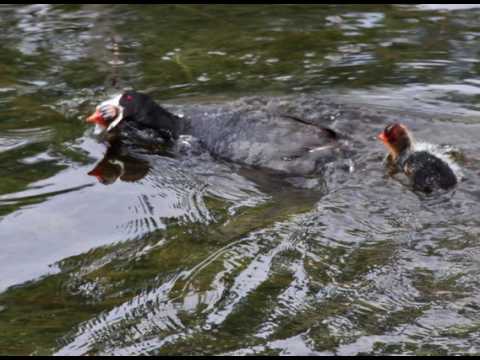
[378,123,457,193]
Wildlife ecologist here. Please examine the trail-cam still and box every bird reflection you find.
[88,141,151,185]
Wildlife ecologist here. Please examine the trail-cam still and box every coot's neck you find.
[396,148,413,169]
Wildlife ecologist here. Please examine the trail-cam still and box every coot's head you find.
[86,92,140,135]
[378,123,413,160]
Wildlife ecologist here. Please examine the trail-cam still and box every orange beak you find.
[86,110,107,127]
[378,131,388,144]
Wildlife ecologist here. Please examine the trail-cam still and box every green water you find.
[1,4,480,355]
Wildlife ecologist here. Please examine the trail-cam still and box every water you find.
[1,4,480,356]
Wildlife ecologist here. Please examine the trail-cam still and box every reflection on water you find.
[87,141,151,185]
[1,4,480,356]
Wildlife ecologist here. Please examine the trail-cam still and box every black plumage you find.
[398,150,457,193]
[118,91,183,142]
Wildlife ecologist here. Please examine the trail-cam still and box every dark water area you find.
[1,4,480,355]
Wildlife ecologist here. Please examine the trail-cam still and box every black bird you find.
[86,91,347,176]
[378,123,457,193]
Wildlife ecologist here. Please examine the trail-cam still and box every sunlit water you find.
[1,4,480,356]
